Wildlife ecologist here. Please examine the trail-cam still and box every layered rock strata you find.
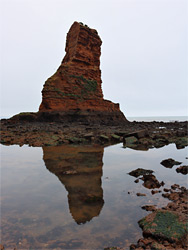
[39,21,127,124]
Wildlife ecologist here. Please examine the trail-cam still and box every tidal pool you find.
[0,143,187,249]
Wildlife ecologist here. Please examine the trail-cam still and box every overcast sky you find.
[0,0,187,118]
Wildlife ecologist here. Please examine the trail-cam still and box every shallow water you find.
[0,143,187,249]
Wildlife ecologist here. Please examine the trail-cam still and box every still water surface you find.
[1,143,187,249]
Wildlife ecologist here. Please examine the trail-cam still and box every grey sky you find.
[0,0,187,118]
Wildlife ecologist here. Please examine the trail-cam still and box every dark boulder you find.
[176,165,188,175]
[141,174,162,189]
[160,158,182,168]
[128,168,154,178]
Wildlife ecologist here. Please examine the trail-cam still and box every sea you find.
[127,116,187,122]
[1,115,188,122]
[0,116,187,249]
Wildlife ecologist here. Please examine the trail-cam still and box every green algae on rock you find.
[139,210,187,243]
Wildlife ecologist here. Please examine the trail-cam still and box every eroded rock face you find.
[39,21,125,118]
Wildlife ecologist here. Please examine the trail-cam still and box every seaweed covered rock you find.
[130,186,188,250]
[139,210,187,245]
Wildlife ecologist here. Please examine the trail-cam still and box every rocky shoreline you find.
[1,117,187,149]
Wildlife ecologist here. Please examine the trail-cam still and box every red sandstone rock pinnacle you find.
[39,21,124,114]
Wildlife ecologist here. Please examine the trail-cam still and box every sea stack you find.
[39,21,127,124]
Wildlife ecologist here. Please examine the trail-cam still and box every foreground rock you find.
[139,210,187,246]
[130,186,188,250]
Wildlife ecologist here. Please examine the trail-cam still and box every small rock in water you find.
[141,174,162,189]
[176,165,188,175]
[128,168,154,178]
[160,158,182,168]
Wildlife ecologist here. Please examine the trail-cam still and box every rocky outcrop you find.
[39,21,127,124]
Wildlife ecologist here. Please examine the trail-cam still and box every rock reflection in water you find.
[42,145,104,224]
